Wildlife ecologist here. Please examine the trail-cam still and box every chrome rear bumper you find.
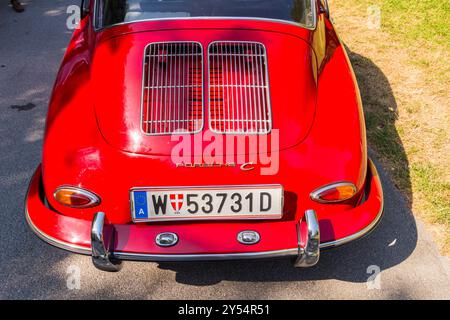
[90,210,321,272]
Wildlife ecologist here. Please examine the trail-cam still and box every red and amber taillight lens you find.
[310,182,357,203]
[54,187,100,208]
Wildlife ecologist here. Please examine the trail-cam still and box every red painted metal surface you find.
[26,1,382,257]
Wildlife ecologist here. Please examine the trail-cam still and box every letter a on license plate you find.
[133,191,149,219]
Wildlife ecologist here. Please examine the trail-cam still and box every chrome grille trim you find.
[141,42,204,135]
[208,41,272,134]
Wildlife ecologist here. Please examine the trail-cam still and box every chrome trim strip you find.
[23,168,91,255]
[320,204,383,248]
[25,207,91,256]
[113,248,299,262]
[96,17,317,32]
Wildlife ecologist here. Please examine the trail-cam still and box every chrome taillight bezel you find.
[310,182,357,204]
[54,186,101,208]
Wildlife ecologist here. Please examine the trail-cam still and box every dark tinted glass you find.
[96,0,315,29]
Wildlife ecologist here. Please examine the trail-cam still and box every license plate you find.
[130,185,283,222]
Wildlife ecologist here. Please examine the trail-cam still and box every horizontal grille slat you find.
[142,42,204,135]
[208,42,272,134]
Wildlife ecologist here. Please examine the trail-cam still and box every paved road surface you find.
[0,1,448,299]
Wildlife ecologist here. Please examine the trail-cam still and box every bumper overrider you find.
[25,160,383,272]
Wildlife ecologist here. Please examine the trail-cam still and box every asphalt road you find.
[0,1,449,300]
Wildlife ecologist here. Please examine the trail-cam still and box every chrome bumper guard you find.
[90,210,320,272]
[294,210,320,267]
[91,212,122,272]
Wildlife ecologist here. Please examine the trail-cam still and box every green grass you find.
[365,111,411,192]
[381,0,450,46]
[355,0,450,46]
[411,164,450,225]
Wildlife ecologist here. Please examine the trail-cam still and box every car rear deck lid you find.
[92,28,317,156]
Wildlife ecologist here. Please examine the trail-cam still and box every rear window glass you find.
[96,0,316,29]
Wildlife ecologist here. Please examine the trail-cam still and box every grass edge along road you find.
[329,0,449,254]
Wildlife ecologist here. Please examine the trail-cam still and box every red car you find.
[25,0,383,271]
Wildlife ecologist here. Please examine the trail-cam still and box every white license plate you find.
[130,185,283,222]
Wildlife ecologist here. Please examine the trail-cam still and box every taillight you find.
[310,182,357,203]
[54,186,100,208]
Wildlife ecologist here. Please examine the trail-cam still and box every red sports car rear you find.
[26,0,383,271]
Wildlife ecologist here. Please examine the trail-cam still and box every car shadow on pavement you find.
[157,50,418,285]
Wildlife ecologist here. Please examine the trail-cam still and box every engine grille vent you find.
[208,42,272,134]
[141,42,203,135]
